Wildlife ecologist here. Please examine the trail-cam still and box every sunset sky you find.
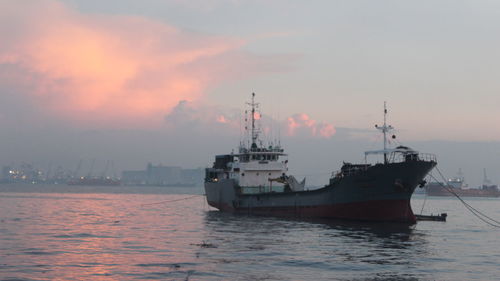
[1,0,500,185]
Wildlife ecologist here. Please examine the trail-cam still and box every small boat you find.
[415,213,447,222]
[204,94,437,224]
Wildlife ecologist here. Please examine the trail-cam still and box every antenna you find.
[375,101,393,164]
[278,109,281,147]
[246,92,260,150]
[239,108,242,148]
[244,108,249,150]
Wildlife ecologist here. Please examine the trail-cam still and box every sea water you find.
[1,184,499,280]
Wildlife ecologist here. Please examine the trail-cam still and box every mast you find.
[375,102,393,164]
[246,92,259,150]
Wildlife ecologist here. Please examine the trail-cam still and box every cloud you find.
[287,113,336,138]
[165,101,241,135]
[165,101,336,139]
[0,0,294,128]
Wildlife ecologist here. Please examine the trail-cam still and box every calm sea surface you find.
[1,184,500,281]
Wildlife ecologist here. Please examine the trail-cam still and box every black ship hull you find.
[205,160,435,224]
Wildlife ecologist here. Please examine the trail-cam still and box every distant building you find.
[121,170,148,185]
[121,163,203,186]
[181,168,204,185]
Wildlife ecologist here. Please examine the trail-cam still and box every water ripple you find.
[0,190,499,280]
[52,233,115,238]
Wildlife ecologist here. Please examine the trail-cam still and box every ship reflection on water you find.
[202,211,430,280]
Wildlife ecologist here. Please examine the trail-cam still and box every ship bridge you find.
[205,93,304,193]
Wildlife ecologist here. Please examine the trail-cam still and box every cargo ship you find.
[205,94,437,223]
[426,169,500,197]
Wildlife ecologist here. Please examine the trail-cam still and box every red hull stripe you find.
[208,199,416,223]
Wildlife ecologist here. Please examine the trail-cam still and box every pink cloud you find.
[0,0,293,128]
[166,101,335,139]
[216,115,229,124]
[287,113,336,138]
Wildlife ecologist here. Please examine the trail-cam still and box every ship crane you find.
[101,160,110,179]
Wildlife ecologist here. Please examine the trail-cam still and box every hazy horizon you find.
[2,0,500,187]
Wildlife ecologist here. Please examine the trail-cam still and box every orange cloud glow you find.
[0,0,249,128]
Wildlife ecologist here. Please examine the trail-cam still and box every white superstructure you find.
[206,93,304,194]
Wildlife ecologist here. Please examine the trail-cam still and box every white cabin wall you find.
[237,171,286,187]
[228,159,288,187]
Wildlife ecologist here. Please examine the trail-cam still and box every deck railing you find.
[330,152,437,180]
[389,153,437,164]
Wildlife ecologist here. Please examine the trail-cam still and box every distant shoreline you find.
[0,183,204,195]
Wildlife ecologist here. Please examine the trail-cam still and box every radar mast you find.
[246,93,260,150]
[375,102,394,164]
